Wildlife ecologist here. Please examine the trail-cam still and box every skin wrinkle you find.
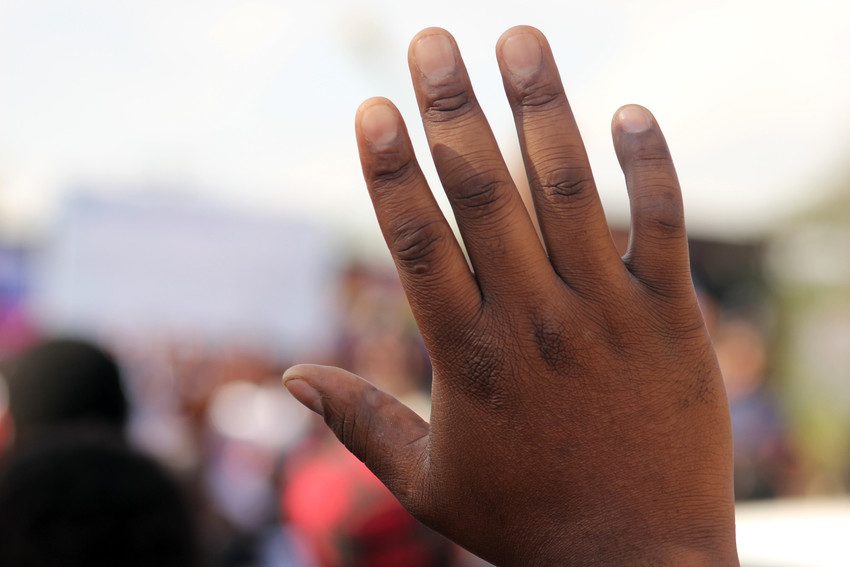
[510,137,626,296]
[390,218,449,276]
[525,148,591,171]
[434,152,510,193]
[431,148,530,237]
[365,142,414,176]
[414,65,478,117]
[511,79,566,110]
[367,156,419,192]
[451,334,504,402]
[530,311,577,373]
[537,169,597,202]
[450,178,507,215]
[498,36,566,113]
[423,90,477,119]
[286,26,739,567]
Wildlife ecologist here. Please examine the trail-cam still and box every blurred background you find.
[0,0,849,565]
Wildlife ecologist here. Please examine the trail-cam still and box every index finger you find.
[355,98,482,338]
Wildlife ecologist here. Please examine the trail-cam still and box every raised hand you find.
[284,26,738,566]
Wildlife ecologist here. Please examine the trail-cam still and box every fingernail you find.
[617,105,653,133]
[283,378,324,416]
[414,34,456,80]
[360,103,399,149]
[501,32,542,77]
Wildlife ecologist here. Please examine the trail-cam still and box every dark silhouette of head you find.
[0,432,197,567]
[4,338,128,442]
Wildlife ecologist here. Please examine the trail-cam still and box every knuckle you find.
[536,166,596,206]
[640,273,692,300]
[629,260,694,300]
[369,155,418,194]
[649,216,686,240]
[451,170,512,220]
[422,85,477,122]
[455,180,501,214]
[529,310,577,373]
[390,218,448,277]
[595,305,633,358]
[628,144,673,172]
[635,189,685,239]
[513,79,565,110]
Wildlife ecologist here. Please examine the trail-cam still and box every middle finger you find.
[408,28,553,300]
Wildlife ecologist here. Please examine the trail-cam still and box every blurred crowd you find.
[0,260,481,567]
[0,229,843,566]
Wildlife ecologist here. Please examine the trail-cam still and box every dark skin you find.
[284,26,739,566]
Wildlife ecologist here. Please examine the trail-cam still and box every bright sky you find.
[1,0,848,245]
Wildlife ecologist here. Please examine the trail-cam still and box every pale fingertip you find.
[499,30,542,78]
[283,378,324,416]
[408,27,453,57]
[358,99,401,150]
[412,31,456,81]
[282,364,328,415]
[497,24,544,46]
[282,363,330,382]
[614,104,653,134]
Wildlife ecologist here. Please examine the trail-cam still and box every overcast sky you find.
[1,0,848,245]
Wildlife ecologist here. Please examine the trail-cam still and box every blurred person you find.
[205,376,312,567]
[0,430,197,567]
[0,339,208,566]
[715,316,799,500]
[283,435,453,567]
[283,26,739,566]
[116,341,311,567]
[3,337,128,445]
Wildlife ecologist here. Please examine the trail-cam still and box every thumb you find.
[282,364,430,509]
